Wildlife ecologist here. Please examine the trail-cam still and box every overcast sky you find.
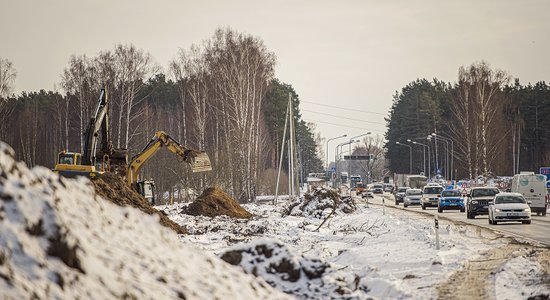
[1,0,549,161]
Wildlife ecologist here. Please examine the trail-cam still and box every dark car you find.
[466,187,500,219]
[438,190,465,213]
[372,184,384,194]
[394,187,410,205]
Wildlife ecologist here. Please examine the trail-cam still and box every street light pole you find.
[432,133,454,181]
[410,140,427,176]
[396,141,412,174]
[336,140,360,187]
[431,133,452,181]
[335,141,351,186]
[326,134,347,171]
[348,132,371,180]
[427,136,440,178]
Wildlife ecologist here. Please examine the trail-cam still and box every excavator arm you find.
[127,131,212,186]
[82,89,109,166]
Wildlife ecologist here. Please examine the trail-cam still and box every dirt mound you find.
[285,187,356,218]
[91,173,186,234]
[184,186,252,219]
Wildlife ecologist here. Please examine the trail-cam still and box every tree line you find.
[0,28,323,202]
[386,61,550,180]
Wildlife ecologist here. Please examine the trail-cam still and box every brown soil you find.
[184,186,252,219]
[90,173,187,234]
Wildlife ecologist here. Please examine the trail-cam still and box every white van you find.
[511,172,548,216]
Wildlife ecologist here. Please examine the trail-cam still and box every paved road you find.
[361,193,550,246]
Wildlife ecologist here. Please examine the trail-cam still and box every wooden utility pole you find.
[274,101,290,205]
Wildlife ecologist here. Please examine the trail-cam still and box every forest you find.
[0,28,323,202]
[385,61,550,180]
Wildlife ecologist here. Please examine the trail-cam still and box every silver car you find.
[403,188,422,208]
[488,192,531,225]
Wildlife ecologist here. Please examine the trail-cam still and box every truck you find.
[407,175,428,189]
[350,175,361,189]
[393,174,427,189]
[340,172,349,184]
[393,174,410,189]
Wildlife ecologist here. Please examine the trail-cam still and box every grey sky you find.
[1,0,549,162]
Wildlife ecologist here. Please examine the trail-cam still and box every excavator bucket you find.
[189,152,212,172]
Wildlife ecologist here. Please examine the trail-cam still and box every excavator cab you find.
[53,150,101,178]
[137,180,156,205]
[57,151,81,165]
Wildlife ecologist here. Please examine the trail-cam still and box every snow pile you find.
[286,187,356,218]
[220,239,370,299]
[0,142,289,299]
[494,256,549,299]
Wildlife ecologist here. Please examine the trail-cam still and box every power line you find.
[303,119,386,133]
[301,109,386,125]
[301,100,387,116]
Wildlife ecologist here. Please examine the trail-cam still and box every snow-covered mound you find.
[220,239,370,299]
[286,188,356,218]
[0,143,289,299]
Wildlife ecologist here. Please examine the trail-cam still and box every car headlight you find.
[524,208,530,212]
[471,200,478,204]
[494,208,501,212]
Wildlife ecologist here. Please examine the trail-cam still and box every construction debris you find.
[285,187,356,218]
[184,186,253,219]
[91,173,187,234]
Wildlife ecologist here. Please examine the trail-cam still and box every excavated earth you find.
[91,173,187,234]
[184,186,253,219]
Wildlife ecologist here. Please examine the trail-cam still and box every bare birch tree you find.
[0,58,17,140]
[0,58,16,99]
[112,44,159,149]
[450,74,474,179]
[205,28,276,201]
[450,61,510,179]
[60,55,99,152]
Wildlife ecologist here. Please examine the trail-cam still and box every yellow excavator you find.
[53,89,211,203]
[53,88,128,178]
[127,130,212,204]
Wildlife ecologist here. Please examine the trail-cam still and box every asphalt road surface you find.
[361,193,550,246]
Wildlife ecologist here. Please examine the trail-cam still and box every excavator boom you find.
[127,131,212,186]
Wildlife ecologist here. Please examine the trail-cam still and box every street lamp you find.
[335,139,360,186]
[430,134,450,180]
[396,141,412,174]
[406,138,421,174]
[427,135,444,179]
[432,133,454,181]
[348,132,372,178]
[326,134,347,171]
[411,141,429,178]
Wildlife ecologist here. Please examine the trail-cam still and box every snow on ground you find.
[0,142,290,299]
[494,255,548,299]
[159,195,549,299]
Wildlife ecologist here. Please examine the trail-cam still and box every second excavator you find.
[128,131,212,204]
